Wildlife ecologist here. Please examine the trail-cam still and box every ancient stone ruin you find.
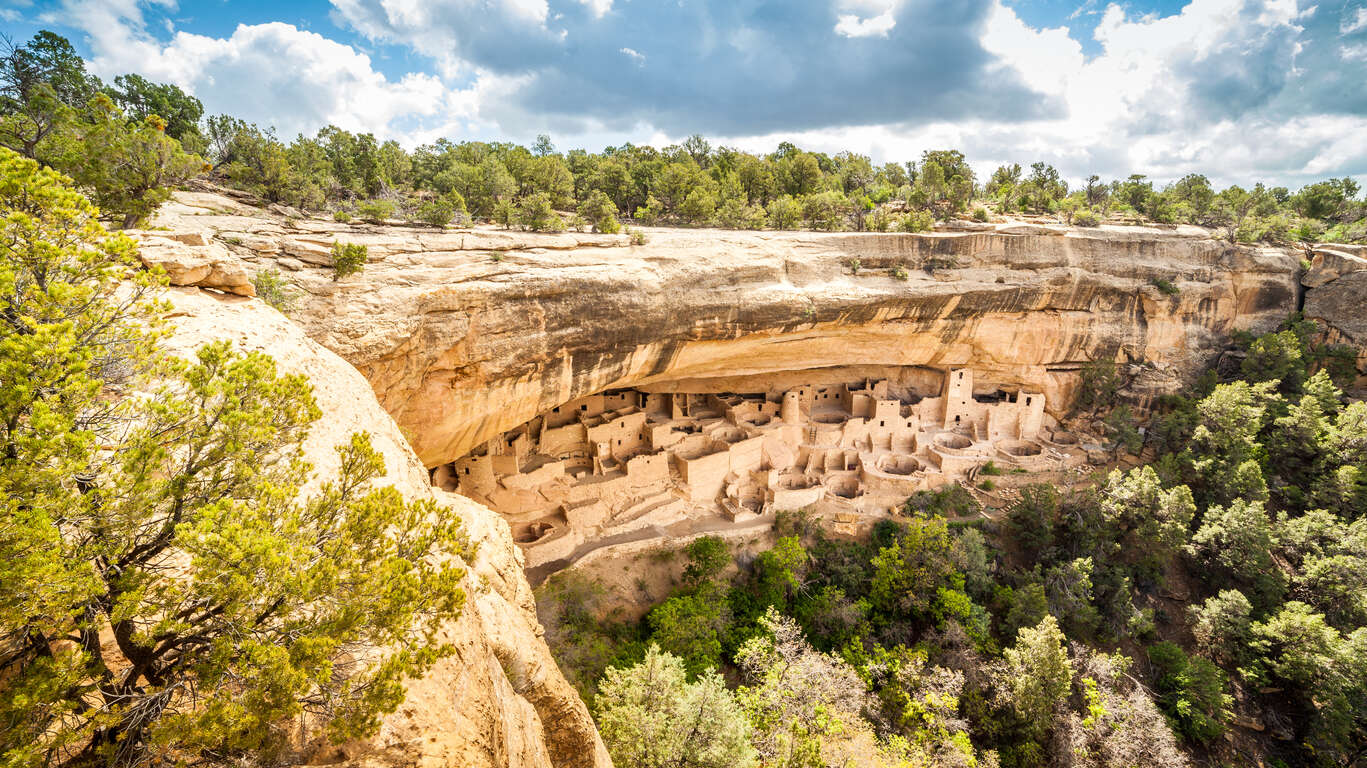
[432,367,1090,568]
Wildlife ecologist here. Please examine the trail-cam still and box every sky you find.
[4,0,1366,188]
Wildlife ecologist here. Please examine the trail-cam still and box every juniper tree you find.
[0,148,469,768]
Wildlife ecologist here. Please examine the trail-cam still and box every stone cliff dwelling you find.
[432,367,1091,568]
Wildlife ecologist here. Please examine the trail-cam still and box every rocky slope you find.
[159,287,609,768]
[144,193,1328,469]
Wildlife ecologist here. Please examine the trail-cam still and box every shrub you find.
[979,460,1003,476]
[890,265,909,281]
[517,192,562,232]
[331,241,368,280]
[416,198,455,228]
[493,199,516,229]
[333,210,352,223]
[1073,208,1101,227]
[868,208,892,232]
[802,190,848,231]
[971,206,989,222]
[847,258,861,275]
[355,199,395,223]
[978,478,996,491]
[1147,642,1230,744]
[577,190,621,234]
[629,229,648,246]
[252,268,299,312]
[634,195,664,225]
[898,210,933,232]
[715,198,766,230]
[1152,278,1180,295]
[767,195,803,230]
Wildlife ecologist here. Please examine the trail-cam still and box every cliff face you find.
[145,196,1303,468]
[138,192,1367,768]
[159,287,609,768]
[1303,244,1367,385]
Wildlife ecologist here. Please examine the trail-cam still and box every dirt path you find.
[527,513,776,586]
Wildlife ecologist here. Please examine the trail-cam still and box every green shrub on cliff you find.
[331,240,368,279]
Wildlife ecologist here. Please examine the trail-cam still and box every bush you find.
[252,268,299,312]
[1073,208,1101,227]
[1152,278,1180,295]
[767,195,803,230]
[634,195,664,225]
[890,265,909,280]
[331,241,367,280]
[847,258,861,275]
[1147,642,1230,744]
[416,198,455,228]
[629,229,648,246]
[493,199,515,229]
[971,206,989,222]
[802,190,848,231]
[517,192,562,232]
[898,210,933,232]
[577,189,621,234]
[355,199,395,223]
[868,208,892,231]
[333,210,352,223]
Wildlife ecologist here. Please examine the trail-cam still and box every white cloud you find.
[834,11,896,37]
[54,1,488,144]
[580,0,613,19]
[1344,6,1367,34]
[833,0,901,37]
[619,47,645,64]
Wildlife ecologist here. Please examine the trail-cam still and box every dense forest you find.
[540,323,1367,767]
[3,31,1366,244]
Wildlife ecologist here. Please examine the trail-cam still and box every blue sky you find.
[5,0,1366,188]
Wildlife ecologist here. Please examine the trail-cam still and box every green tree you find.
[1186,499,1285,607]
[735,609,878,768]
[869,516,965,622]
[1188,589,1252,664]
[996,615,1072,740]
[517,191,561,232]
[0,31,100,158]
[647,587,730,675]
[331,241,368,279]
[0,151,469,766]
[577,189,620,233]
[801,190,847,230]
[1146,642,1230,743]
[1098,466,1195,580]
[595,645,757,768]
[767,195,802,230]
[51,95,205,227]
[104,73,204,149]
[683,536,731,587]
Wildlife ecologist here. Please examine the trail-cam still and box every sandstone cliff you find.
[158,287,609,768]
[147,193,1308,468]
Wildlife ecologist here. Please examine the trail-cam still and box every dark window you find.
[581,404,588,411]
[880,421,885,427]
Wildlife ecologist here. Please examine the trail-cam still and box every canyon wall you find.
[136,192,1367,768]
[146,196,1304,467]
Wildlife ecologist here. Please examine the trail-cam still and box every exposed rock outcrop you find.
[158,287,609,768]
[1302,243,1367,394]
[149,192,1310,468]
